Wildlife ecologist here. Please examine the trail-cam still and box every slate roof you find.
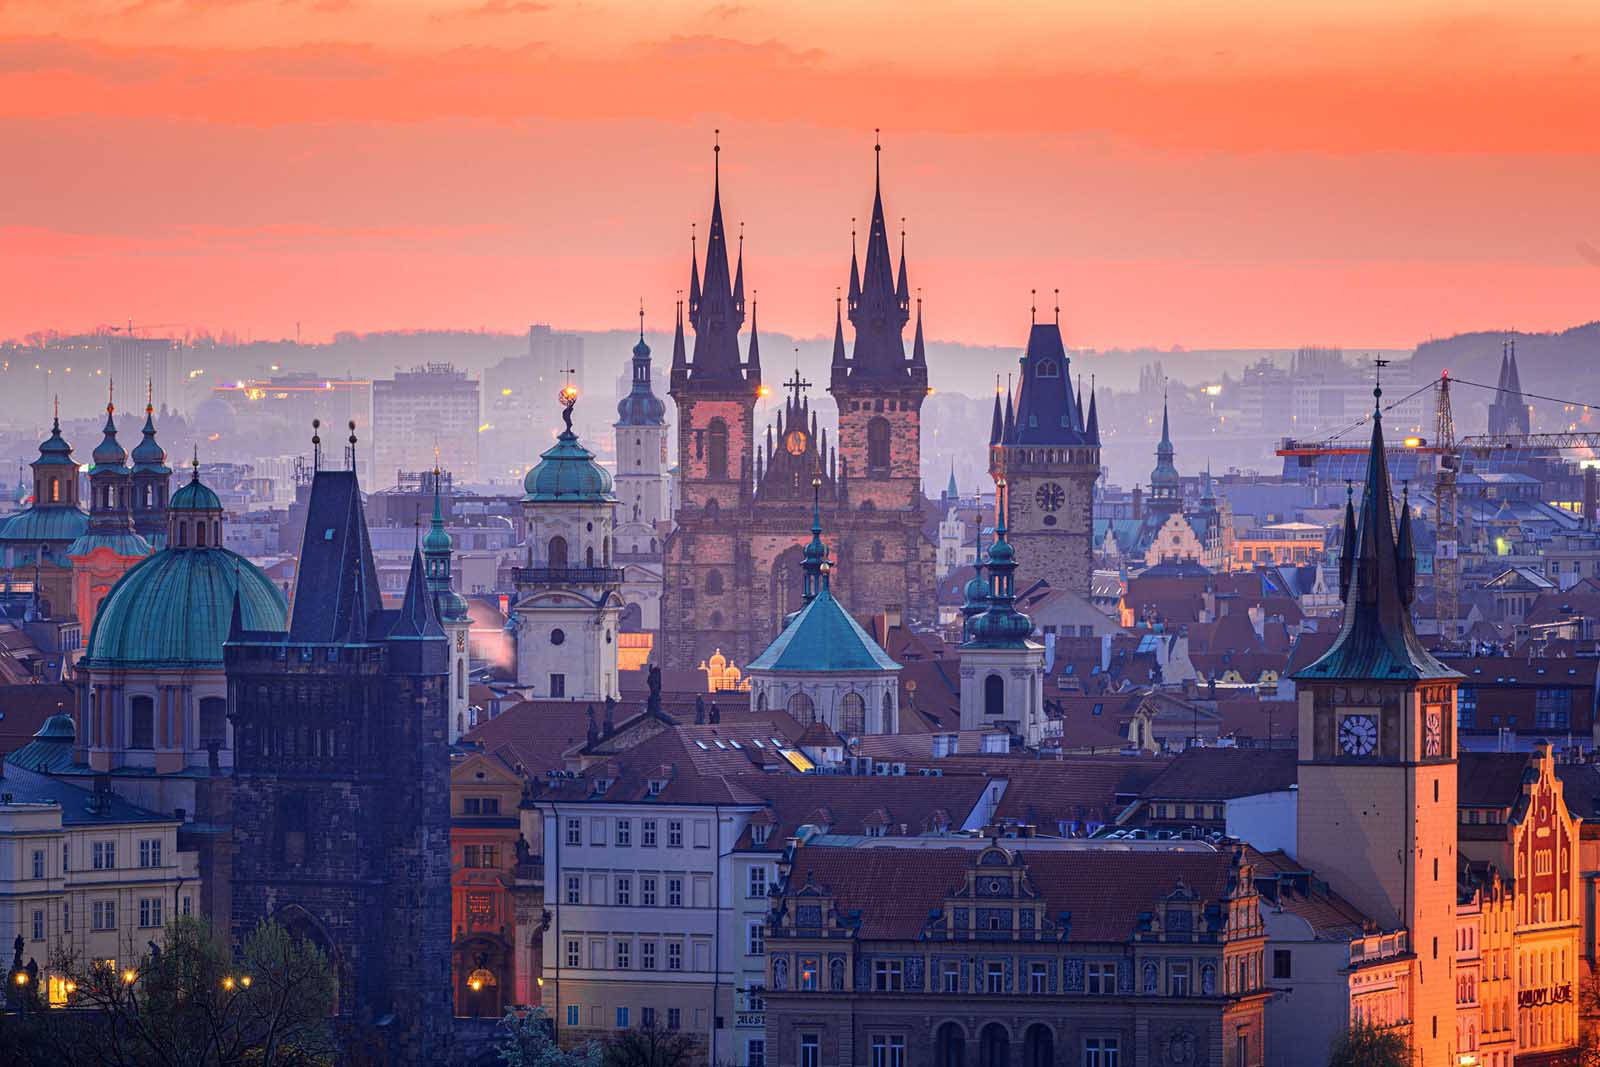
[747,586,900,674]
[286,470,382,643]
[990,757,1171,827]
[0,763,178,825]
[1138,747,1298,801]
[0,684,75,755]
[735,775,992,848]
[1249,848,1374,939]
[1002,323,1093,447]
[787,843,1239,943]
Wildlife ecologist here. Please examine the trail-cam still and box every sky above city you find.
[3,0,1599,350]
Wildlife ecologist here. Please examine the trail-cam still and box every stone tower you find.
[828,141,927,513]
[1292,383,1462,1066]
[614,307,670,531]
[988,320,1100,597]
[959,480,1045,745]
[1146,394,1182,517]
[227,460,453,1062]
[129,387,172,545]
[1487,336,1531,437]
[423,468,473,741]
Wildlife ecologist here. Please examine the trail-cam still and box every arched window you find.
[547,536,568,569]
[129,696,155,750]
[756,690,769,713]
[706,569,724,595]
[787,692,816,726]
[49,477,59,503]
[196,523,207,547]
[882,691,894,732]
[938,1023,966,1067]
[867,417,891,474]
[199,697,228,749]
[585,545,595,568]
[984,674,1005,716]
[840,692,865,736]
[707,418,729,480]
[1023,1024,1053,1067]
[177,523,187,547]
[979,1023,1010,1067]
[1036,359,1059,378]
[456,659,466,701]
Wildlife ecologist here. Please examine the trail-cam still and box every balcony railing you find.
[512,566,625,586]
[1349,930,1409,966]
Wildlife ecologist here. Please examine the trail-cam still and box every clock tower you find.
[1292,383,1462,1066]
[988,318,1100,598]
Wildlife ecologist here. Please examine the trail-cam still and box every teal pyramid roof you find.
[747,585,900,674]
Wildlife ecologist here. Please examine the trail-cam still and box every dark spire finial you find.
[1030,289,1036,325]
[191,444,200,482]
[311,417,322,472]
[1373,357,1390,408]
[1054,288,1060,326]
[638,298,645,341]
[107,376,114,416]
[347,419,357,471]
[146,378,153,415]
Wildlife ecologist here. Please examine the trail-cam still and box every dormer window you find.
[752,824,771,845]
[1037,360,1059,378]
[647,779,665,796]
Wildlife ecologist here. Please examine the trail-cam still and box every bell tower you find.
[829,138,927,513]
[1293,378,1462,1065]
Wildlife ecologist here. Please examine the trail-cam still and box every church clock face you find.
[1036,482,1065,512]
[1338,714,1378,757]
[1424,708,1443,758]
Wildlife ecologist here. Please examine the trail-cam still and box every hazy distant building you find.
[107,336,181,415]
[372,363,480,489]
[1487,338,1531,437]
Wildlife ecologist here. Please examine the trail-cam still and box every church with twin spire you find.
[659,139,936,671]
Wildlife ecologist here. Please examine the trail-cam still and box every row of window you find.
[566,816,707,849]
[791,1031,1123,1067]
[23,894,192,941]
[563,1003,699,1033]
[775,954,1241,997]
[561,867,769,907]
[33,838,168,876]
[564,936,714,972]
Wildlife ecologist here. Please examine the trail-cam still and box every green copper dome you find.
[1,506,89,545]
[33,417,76,468]
[170,475,222,512]
[522,402,614,503]
[85,548,287,667]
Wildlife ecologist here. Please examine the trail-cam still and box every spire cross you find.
[1373,357,1391,403]
[638,298,645,339]
[874,128,881,180]
[784,366,812,407]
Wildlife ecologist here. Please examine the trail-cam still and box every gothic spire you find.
[844,134,911,379]
[989,379,1004,446]
[1158,393,1173,456]
[895,226,910,309]
[1086,379,1100,444]
[1002,379,1015,439]
[830,295,848,377]
[745,296,762,386]
[732,223,746,313]
[682,133,747,386]
[969,480,1033,647]
[1338,483,1356,601]
[847,224,861,309]
[911,292,928,374]
[669,298,687,385]
[1396,484,1416,606]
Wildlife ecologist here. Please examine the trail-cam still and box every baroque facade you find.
[660,144,935,672]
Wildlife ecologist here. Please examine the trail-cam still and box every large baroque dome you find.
[85,548,286,668]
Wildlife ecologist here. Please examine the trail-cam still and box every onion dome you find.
[968,485,1034,647]
[90,399,129,473]
[616,314,667,427]
[84,548,287,667]
[130,398,169,473]
[523,390,615,503]
[170,469,223,512]
[34,415,76,469]
[423,472,470,623]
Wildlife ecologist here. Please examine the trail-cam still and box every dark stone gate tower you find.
[227,463,453,1060]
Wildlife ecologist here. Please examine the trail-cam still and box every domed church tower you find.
[130,383,173,545]
[423,467,473,741]
[0,406,88,618]
[69,387,153,630]
[512,387,623,701]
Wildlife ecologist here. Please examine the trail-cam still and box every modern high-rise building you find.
[372,363,480,489]
[107,336,181,415]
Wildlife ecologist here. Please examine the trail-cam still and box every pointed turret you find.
[618,308,667,427]
[1338,483,1357,601]
[1149,393,1181,514]
[945,463,958,501]
[896,231,910,309]
[688,238,702,315]
[1295,385,1458,683]
[745,299,762,387]
[844,139,912,379]
[669,299,688,390]
[1396,485,1416,606]
[830,297,848,377]
[1086,382,1100,445]
[969,481,1033,647]
[391,546,445,642]
[801,478,829,605]
[682,137,748,386]
[732,230,746,315]
[1002,384,1015,439]
[910,295,928,379]
[848,230,861,310]
[959,521,989,642]
[989,384,1004,446]
[1075,375,1087,432]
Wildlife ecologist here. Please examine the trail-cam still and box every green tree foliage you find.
[496,1008,602,1067]
[7,916,337,1067]
[1328,1022,1411,1067]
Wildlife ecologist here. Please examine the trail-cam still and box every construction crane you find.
[103,321,185,337]
[1277,371,1600,646]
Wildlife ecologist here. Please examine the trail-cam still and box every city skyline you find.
[3,1,1600,348]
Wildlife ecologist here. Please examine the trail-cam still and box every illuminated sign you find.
[1517,983,1572,1009]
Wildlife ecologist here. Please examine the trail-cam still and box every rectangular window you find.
[801,957,820,991]
[942,961,960,992]
[138,897,163,929]
[616,818,631,847]
[748,864,768,899]
[668,877,683,907]
[566,818,582,846]
[642,877,657,906]
[567,939,580,968]
[567,1004,579,1027]
[748,922,765,956]
[31,849,45,880]
[667,942,683,971]
[92,900,117,931]
[642,819,657,847]
[668,820,684,848]
[462,796,500,815]
[748,1039,766,1067]
[140,838,161,868]
[549,673,566,698]
[615,941,631,969]
[1030,961,1049,993]
[92,840,116,870]
[590,818,606,846]
[616,877,632,906]
[566,875,581,905]
[641,1007,655,1028]
[667,1008,681,1031]
[986,961,1004,993]
[464,845,480,868]
[870,1036,907,1067]
[1084,1037,1121,1067]
[62,842,68,873]
[31,909,44,942]
[873,958,904,991]
[1169,963,1190,997]
[641,941,657,970]
[800,1034,821,1067]
[615,1006,628,1029]
[1088,961,1117,994]
[479,845,498,869]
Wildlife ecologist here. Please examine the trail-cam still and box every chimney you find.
[1131,486,1143,520]
[884,605,902,631]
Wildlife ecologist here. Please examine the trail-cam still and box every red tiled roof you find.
[990,757,1171,826]
[1248,848,1374,938]
[788,843,1240,942]
[462,699,594,776]
[738,775,992,847]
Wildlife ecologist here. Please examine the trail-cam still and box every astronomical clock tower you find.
[1292,384,1462,1067]
[988,318,1100,597]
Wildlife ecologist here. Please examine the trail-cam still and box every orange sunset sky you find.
[3,0,1599,350]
